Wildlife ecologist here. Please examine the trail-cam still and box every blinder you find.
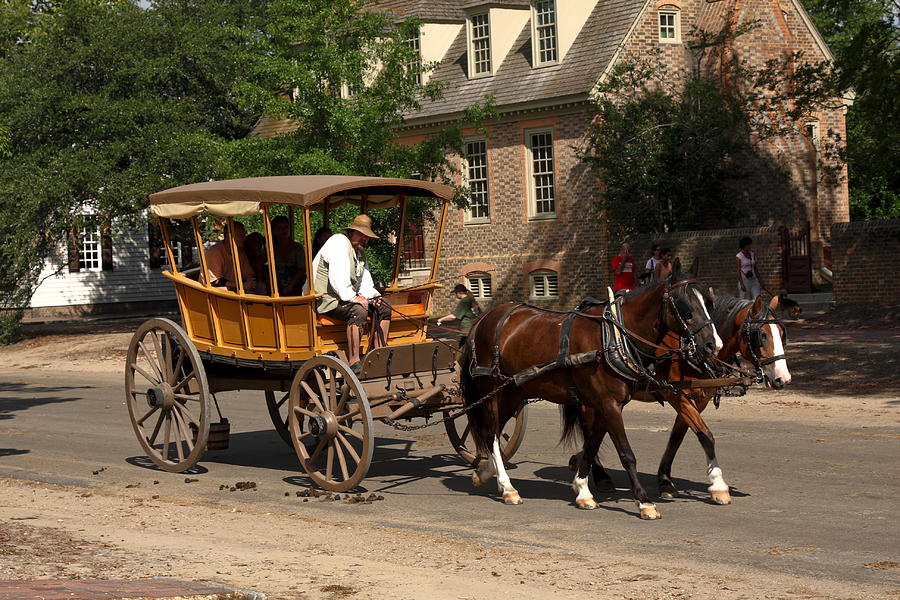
[664,279,716,363]
[742,308,787,368]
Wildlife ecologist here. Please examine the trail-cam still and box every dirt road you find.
[0,322,898,599]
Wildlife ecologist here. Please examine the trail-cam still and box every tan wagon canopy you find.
[149,175,455,219]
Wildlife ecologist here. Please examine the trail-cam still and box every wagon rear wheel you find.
[289,355,373,492]
[125,318,210,472]
[445,403,527,466]
[265,390,294,448]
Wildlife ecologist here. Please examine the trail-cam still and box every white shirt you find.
[645,257,660,271]
[305,233,379,301]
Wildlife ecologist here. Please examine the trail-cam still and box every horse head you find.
[662,258,723,364]
[738,295,791,389]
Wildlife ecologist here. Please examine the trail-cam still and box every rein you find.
[741,308,787,368]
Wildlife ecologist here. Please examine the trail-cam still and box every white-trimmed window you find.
[161,241,183,269]
[805,120,820,150]
[407,29,422,85]
[532,0,558,66]
[464,139,490,223]
[79,220,102,271]
[658,8,680,43]
[469,13,492,77]
[530,270,558,299]
[527,130,556,218]
[467,272,492,299]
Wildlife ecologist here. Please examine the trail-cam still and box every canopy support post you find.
[225,217,245,295]
[158,218,178,275]
[191,217,210,287]
[262,205,279,299]
[390,193,408,290]
[430,199,449,283]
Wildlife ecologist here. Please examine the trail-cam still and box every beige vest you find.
[315,237,364,314]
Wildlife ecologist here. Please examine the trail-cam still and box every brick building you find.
[378,0,848,312]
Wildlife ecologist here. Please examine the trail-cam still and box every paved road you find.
[1,367,898,593]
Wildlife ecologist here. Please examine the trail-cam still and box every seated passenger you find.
[310,215,390,375]
[271,215,306,296]
[205,221,266,294]
[244,232,270,290]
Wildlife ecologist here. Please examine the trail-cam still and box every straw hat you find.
[345,214,379,239]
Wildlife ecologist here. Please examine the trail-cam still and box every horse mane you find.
[712,295,754,340]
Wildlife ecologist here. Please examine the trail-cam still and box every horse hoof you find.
[711,490,732,505]
[659,485,678,499]
[576,498,598,510]
[471,472,485,487]
[639,505,661,520]
[595,478,616,493]
[503,492,523,505]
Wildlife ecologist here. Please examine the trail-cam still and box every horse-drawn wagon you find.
[125,176,526,491]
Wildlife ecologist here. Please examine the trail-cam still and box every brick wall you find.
[831,220,900,306]
[606,226,783,298]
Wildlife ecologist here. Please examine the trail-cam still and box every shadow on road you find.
[0,382,86,420]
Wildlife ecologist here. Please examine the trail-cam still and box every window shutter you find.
[101,218,114,271]
[67,225,81,273]
[148,221,161,269]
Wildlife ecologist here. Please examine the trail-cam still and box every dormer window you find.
[658,6,681,43]
[469,13,492,77]
[532,0,558,66]
[406,29,422,85]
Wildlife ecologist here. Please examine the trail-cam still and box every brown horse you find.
[460,260,722,519]
[575,293,791,505]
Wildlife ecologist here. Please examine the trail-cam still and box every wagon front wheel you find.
[289,355,373,492]
[265,390,294,448]
[445,403,527,466]
[125,318,210,472]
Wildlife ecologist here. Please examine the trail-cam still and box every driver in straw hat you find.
[307,214,391,375]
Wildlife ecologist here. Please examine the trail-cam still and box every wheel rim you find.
[289,356,373,492]
[125,318,209,472]
[445,404,528,465]
[265,390,295,448]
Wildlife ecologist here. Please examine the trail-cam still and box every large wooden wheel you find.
[125,318,210,472]
[288,355,373,492]
[445,403,528,466]
[265,390,294,448]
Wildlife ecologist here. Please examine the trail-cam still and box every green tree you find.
[802,0,900,220]
[581,22,842,237]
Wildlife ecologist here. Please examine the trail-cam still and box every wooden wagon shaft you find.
[385,386,447,421]
[668,376,754,390]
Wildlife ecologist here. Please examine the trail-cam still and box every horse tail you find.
[559,403,582,447]
[459,321,497,458]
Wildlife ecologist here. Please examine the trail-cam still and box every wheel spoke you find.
[335,384,350,415]
[308,437,327,464]
[132,363,160,387]
[460,423,471,445]
[276,392,289,410]
[335,407,361,423]
[312,370,330,410]
[172,372,196,393]
[137,405,159,427]
[334,439,349,481]
[328,373,338,411]
[172,414,185,462]
[336,432,360,463]
[325,445,334,482]
[172,407,195,454]
[148,410,165,445]
[300,381,326,413]
[338,424,363,440]
[156,332,173,385]
[171,346,186,384]
[294,406,319,420]
[173,392,201,402]
[501,431,511,443]
[162,412,172,461]
[176,402,199,426]
[138,340,164,383]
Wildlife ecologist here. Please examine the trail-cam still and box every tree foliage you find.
[581,21,842,237]
[802,0,900,220]
[0,0,491,341]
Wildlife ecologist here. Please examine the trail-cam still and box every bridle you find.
[663,278,716,363]
[741,307,787,369]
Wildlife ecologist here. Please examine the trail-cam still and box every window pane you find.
[465,140,490,220]
[471,14,491,74]
[535,0,557,64]
[79,221,101,271]
[467,273,491,298]
[529,132,555,215]
[407,30,422,85]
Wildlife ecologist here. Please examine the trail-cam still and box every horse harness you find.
[466,280,712,404]
[742,307,787,369]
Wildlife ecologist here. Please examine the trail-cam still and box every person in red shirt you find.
[611,242,636,291]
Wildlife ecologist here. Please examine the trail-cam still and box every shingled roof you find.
[388,0,646,125]
[369,0,466,22]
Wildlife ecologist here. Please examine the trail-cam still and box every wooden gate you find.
[780,221,812,293]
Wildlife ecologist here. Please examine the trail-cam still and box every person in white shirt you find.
[736,236,762,299]
[309,214,391,374]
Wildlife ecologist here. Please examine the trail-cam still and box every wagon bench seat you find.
[315,303,427,327]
